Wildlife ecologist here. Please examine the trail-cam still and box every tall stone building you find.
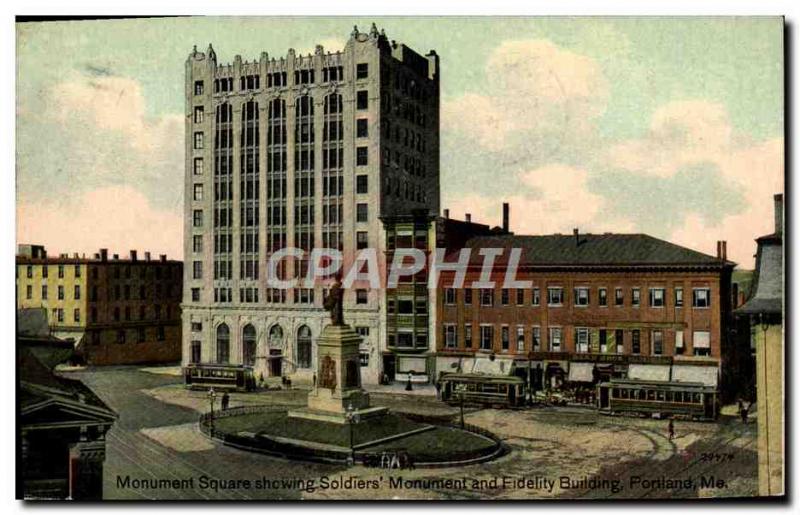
[183,24,440,384]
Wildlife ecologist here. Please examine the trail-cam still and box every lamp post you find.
[527,350,533,406]
[345,402,360,466]
[207,387,217,433]
[454,383,467,429]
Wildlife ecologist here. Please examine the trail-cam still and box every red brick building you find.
[435,230,735,392]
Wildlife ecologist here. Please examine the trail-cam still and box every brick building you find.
[433,224,735,393]
[16,246,182,365]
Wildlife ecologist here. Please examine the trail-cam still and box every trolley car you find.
[596,379,718,421]
[439,373,526,408]
[183,363,256,392]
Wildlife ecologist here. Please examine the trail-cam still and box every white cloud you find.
[17,186,183,259]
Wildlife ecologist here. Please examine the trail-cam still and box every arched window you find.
[216,323,230,364]
[297,325,312,369]
[242,324,256,367]
[268,324,284,349]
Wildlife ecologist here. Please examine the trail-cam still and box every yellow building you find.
[16,245,183,365]
[736,194,783,497]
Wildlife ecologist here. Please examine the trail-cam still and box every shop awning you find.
[568,362,595,382]
[627,364,671,382]
[672,365,718,387]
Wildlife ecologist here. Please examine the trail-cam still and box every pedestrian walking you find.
[741,403,749,424]
[668,419,675,441]
[221,391,230,411]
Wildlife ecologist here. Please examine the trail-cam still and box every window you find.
[692,288,711,308]
[193,209,203,227]
[91,308,97,322]
[74,285,81,300]
[464,289,472,305]
[194,106,204,123]
[631,330,641,354]
[649,288,665,308]
[356,231,369,250]
[615,329,624,354]
[599,329,608,353]
[356,90,368,110]
[500,289,509,306]
[193,235,203,253]
[675,331,685,354]
[532,287,540,306]
[574,287,589,306]
[194,132,204,149]
[356,203,368,222]
[75,265,81,278]
[193,184,204,201]
[652,330,664,355]
[631,288,641,307]
[675,287,684,307]
[193,261,203,279]
[26,285,32,299]
[598,288,607,307]
[532,327,541,351]
[549,327,562,351]
[194,80,204,95]
[124,307,131,321]
[58,285,64,300]
[157,326,166,341]
[216,324,230,363]
[444,324,456,348]
[693,331,711,356]
[480,325,493,350]
[356,118,368,138]
[356,289,368,304]
[445,288,456,305]
[41,285,48,299]
[501,326,510,351]
[191,288,200,302]
[356,175,368,194]
[26,265,32,278]
[117,330,126,344]
[480,288,494,306]
[464,324,472,348]
[58,265,64,278]
[516,326,525,352]
[356,63,369,79]
[615,287,624,306]
[516,289,525,306]
[356,146,368,166]
[547,287,564,306]
[191,341,201,363]
[575,328,589,353]
[73,308,80,323]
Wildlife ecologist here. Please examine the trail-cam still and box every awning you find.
[672,365,718,387]
[568,362,595,382]
[397,356,427,373]
[51,331,84,347]
[627,364,671,382]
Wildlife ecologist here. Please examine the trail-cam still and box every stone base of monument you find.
[288,323,390,424]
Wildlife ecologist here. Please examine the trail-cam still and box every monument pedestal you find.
[289,324,388,425]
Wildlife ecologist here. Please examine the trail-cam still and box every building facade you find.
[182,24,440,385]
[433,228,734,392]
[16,246,182,365]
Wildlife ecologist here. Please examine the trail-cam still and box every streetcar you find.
[183,363,256,392]
[596,379,719,421]
[439,372,526,408]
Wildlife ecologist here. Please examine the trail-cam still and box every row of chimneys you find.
[94,249,167,263]
[442,202,511,233]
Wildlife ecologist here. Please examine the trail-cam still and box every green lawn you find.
[365,426,498,461]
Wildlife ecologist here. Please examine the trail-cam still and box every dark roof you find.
[449,233,733,268]
[736,235,782,316]
[17,308,49,338]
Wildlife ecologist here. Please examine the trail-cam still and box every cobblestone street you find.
[64,365,757,500]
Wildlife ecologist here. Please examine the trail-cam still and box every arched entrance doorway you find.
[268,325,284,376]
[216,324,230,364]
[242,324,256,367]
[296,325,312,369]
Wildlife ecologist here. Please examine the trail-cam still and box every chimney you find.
[112,253,119,260]
[722,241,727,261]
[93,253,100,260]
[573,227,579,245]
[145,251,151,262]
[159,254,167,263]
[443,208,449,219]
[130,250,138,262]
[100,248,108,262]
[502,202,509,233]
[465,213,471,223]
[716,241,723,259]
[73,253,78,259]
[774,193,783,235]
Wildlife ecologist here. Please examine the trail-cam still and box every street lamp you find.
[207,387,217,432]
[345,402,360,466]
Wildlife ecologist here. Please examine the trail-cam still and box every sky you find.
[15,16,784,268]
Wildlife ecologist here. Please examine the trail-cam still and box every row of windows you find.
[88,326,167,345]
[22,264,81,279]
[443,286,712,309]
[384,176,428,204]
[26,284,81,301]
[102,304,174,323]
[192,286,370,305]
[27,283,177,302]
[442,325,712,357]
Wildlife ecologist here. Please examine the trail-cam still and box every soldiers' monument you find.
[288,278,388,423]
